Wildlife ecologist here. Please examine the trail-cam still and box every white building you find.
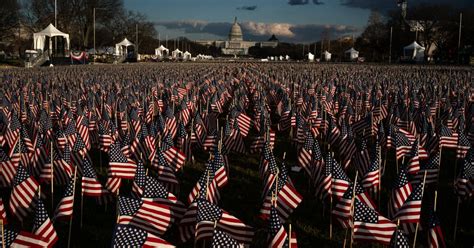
[195,17,278,56]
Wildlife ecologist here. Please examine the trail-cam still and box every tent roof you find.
[173,49,182,53]
[183,51,191,55]
[404,41,424,50]
[345,47,358,53]
[323,50,331,55]
[157,45,169,51]
[116,38,134,47]
[34,23,68,37]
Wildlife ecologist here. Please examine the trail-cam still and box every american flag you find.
[314,153,332,200]
[108,141,137,179]
[389,227,410,248]
[164,107,177,139]
[117,196,172,235]
[454,148,473,199]
[260,141,277,191]
[162,146,186,172]
[353,199,396,245]
[297,131,313,176]
[413,151,440,185]
[212,151,229,187]
[0,228,49,247]
[0,197,7,225]
[236,112,251,137]
[424,208,446,248]
[388,169,412,218]
[456,132,471,159]
[112,224,174,248]
[362,143,380,191]
[395,131,412,160]
[81,156,108,197]
[438,124,458,149]
[132,160,146,196]
[53,144,74,185]
[188,161,220,204]
[152,148,179,194]
[394,181,424,233]
[332,182,376,229]
[268,205,288,248]
[54,173,76,221]
[9,165,39,221]
[141,174,186,221]
[33,199,58,247]
[260,163,302,221]
[194,199,254,244]
[5,114,20,149]
[354,139,371,176]
[211,228,242,248]
[98,121,114,152]
[406,140,422,175]
[331,156,351,200]
[0,147,16,187]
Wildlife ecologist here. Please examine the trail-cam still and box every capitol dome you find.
[228,17,243,41]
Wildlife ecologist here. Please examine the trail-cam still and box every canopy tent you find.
[183,51,192,60]
[285,55,290,61]
[155,45,169,57]
[403,41,425,61]
[345,47,359,61]
[33,24,70,52]
[307,52,315,62]
[196,54,213,60]
[172,49,183,59]
[323,51,331,61]
[115,38,134,56]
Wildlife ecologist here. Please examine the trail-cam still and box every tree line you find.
[0,0,157,56]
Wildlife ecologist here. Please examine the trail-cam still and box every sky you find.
[124,0,472,43]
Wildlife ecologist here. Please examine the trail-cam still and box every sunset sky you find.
[124,0,471,43]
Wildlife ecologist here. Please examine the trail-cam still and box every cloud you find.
[237,5,257,11]
[288,0,309,5]
[340,0,472,12]
[155,20,359,43]
[288,0,324,5]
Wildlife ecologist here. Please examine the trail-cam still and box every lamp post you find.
[93,7,106,64]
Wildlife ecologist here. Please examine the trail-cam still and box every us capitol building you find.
[195,17,279,55]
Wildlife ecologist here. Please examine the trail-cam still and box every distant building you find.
[195,17,278,55]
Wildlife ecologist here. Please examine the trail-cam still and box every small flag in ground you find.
[353,199,396,245]
[9,165,39,221]
[112,224,174,248]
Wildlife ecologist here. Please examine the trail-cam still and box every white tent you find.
[307,52,315,62]
[323,50,331,61]
[33,24,70,52]
[403,41,425,61]
[115,38,134,56]
[183,51,192,60]
[285,55,290,61]
[155,45,169,57]
[171,49,183,59]
[345,47,359,61]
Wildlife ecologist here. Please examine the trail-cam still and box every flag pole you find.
[412,170,427,248]
[453,197,461,243]
[67,167,78,248]
[0,219,4,248]
[349,171,358,248]
[51,140,54,213]
[80,189,84,229]
[288,223,292,247]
